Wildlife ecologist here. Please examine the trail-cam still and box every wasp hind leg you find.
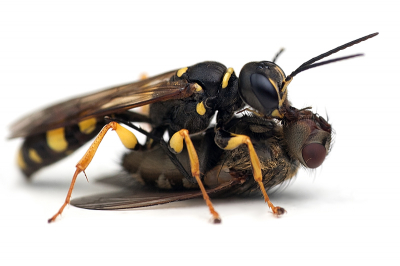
[215,129,286,216]
[48,121,139,223]
[170,129,221,223]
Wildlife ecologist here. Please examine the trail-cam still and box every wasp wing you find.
[10,70,193,138]
[70,173,238,210]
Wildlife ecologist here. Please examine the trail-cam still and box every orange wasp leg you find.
[170,129,221,223]
[222,133,286,216]
[48,121,137,223]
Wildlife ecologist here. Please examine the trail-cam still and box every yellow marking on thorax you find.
[271,109,284,118]
[78,118,97,134]
[194,83,203,92]
[222,68,234,89]
[196,101,206,115]
[47,128,68,152]
[114,123,137,149]
[177,67,188,77]
[28,149,42,164]
[17,149,27,170]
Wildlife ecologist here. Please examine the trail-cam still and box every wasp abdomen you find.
[17,118,104,177]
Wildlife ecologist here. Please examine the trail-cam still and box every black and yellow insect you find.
[9,32,378,223]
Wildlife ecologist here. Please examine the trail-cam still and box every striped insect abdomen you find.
[17,118,104,177]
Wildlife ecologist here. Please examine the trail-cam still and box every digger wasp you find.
[9,32,378,223]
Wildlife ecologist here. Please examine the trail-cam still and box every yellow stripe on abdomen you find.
[17,119,104,178]
[78,118,97,134]
[28,149,43,164]
[46,128,68,152]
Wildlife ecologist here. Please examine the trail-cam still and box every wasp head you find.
[238,33,378,121]
[238,61,288,119]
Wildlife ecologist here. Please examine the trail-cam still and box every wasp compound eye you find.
[302,143,326,168]
[238,62,280,115]
[250,73,279,110]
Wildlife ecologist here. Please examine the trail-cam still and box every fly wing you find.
[9,69,193,138]
[70,173,238,210]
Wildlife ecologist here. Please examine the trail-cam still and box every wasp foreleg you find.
[215,129,286,216]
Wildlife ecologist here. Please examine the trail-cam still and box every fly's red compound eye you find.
[302,143,326,168]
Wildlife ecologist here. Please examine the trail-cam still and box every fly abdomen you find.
[17,118,104,177]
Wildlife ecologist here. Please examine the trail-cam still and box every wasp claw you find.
[212,216,222,224]
[273,206,286,217]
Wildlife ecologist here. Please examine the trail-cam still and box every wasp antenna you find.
[272,48,285,63]
[285,32,378,82]
[297,33,378,70]
[290,53,364,77]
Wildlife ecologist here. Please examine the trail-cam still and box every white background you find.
[0,0,398,265]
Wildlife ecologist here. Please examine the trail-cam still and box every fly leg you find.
[215,128,286,216]
[48,121,139,223]
[169,129,221,223]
